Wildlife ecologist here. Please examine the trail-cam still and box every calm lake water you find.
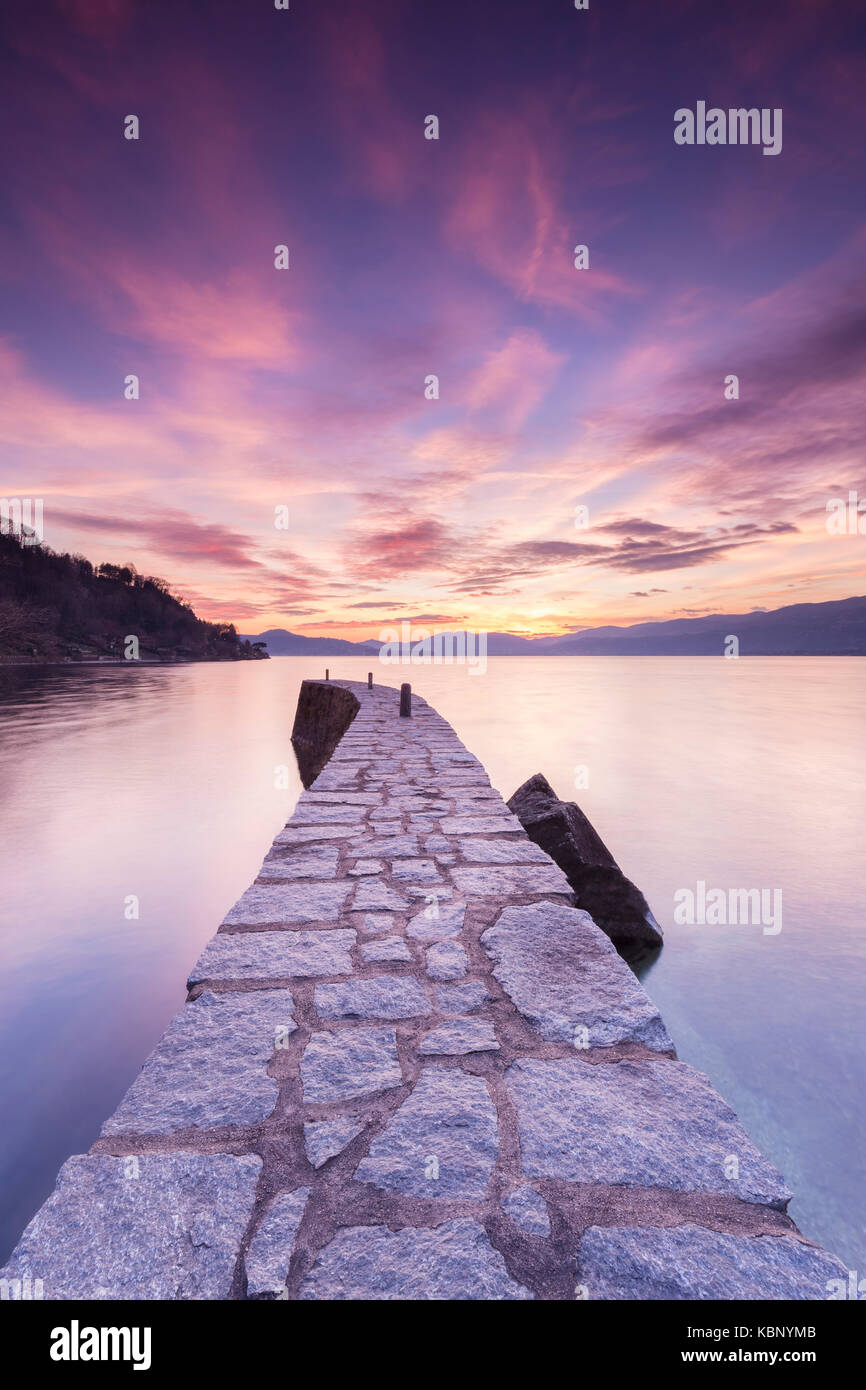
[0,656,863,1268]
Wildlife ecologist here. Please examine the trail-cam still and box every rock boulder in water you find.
[506,773,663,951]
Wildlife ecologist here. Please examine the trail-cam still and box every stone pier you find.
[1,680,847,1299]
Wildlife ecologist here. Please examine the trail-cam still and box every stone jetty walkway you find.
[2,680,846,1299]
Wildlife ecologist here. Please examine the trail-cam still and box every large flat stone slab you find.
[223,881,351,925]
[425,940,468,981]
[441,814,523,835]
[301,1026,402,1102]
[0,1154,261,1299]
[459,838,551,865]
[450,864,571,896]
[307,772,359,791]
[314,976,430,1021]
[407,902,466,941]
[506,1058,792,1207]
[102,990,296,1133]
[481,902,673,1050]
[287,803,365,824]
[299,1219,531,1300]
[355,1067,498,1199]
[275,823,365,843]
[245,1187,311,1296]
[257,848,340,881]
[578,1224,849,1300]
[349,835,419,857]
[360,937,412,963]
[391,858,443,882]
[359,912,401,935]
[352,879,409,911]
[435,980,491,1014]
[189,930,355,985]
[349,859,384,875]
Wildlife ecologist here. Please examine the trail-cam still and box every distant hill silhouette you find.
[0,530,267,663]
[247,628,380,656]
[244,597,866,657]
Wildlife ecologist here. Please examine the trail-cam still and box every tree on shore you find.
[0,530,267,663]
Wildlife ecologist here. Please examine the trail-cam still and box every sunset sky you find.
[2,0,865,638]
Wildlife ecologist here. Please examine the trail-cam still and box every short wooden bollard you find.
[399,683,412,717]
[368,672,373,690]
[325,668,329,681]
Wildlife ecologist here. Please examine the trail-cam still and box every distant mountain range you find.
[244,596,866,657]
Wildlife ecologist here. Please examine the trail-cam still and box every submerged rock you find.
[507,773,663,950]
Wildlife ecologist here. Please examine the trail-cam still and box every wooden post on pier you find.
[368,672,373,690]
[400,682,411,717]
[325,669,329,681]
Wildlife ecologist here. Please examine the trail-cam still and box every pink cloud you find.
[317,10,419,202]
[110,265,301,365]
[463,329,565,430]
[444,107,638,316]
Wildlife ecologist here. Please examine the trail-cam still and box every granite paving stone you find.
[257,848,340,881]
[299,1219,531,1300]
[0,1154,262,1299]
[360,937,413,963]
[304,1119,366,1168]
[578,1224,849,1300]
[189,930,355,985]
[441,815,523,835]
[102,989,296,1133]
[419,1019,499,1054]
[460,838,552,865]
[352,879,410,911]
[355,1068,498,1199]
[502,1186,551,1237]
[481,902,673,1050]
[406,903,466,940]
[275,824,365,844]
[301,1026,402,1102]
[450,863,571,896]
[434,981,492,1014]
[11,678,841,1303]
[425,940,469,981]
[222,881,351,926]
[506,1057,792,1207]
[315,976,430,1021]
[245,1188,311,1296]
